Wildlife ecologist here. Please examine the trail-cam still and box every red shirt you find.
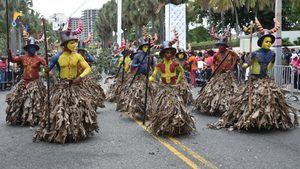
[212,50,238,73]
[10,55,47,81]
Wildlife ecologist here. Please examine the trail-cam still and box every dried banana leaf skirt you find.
[116,75,155,119]
[106,74,131,102]
[194,71,238,116]
[6,79,46,126]
[80,76,106,109]
[34,80,99,143]
[212,78,298,131]
[177,78,193,105]
[148,85,196,136]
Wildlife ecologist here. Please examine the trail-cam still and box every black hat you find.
[159,41,176,57]
[257,30,275,47]
[137,37,150,50]
[60,31,78,46]
[23,37,40,51]
[175,48,187,60]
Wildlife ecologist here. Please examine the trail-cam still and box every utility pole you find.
[117,0,122,46]
[275,0,282,65]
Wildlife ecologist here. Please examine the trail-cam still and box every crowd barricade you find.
[0,70,21,91]
[272,65,299,101]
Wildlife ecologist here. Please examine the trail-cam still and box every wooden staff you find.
[247,21,254,112]
[42,18,51,131]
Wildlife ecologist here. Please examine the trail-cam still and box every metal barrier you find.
[272,65,299,101]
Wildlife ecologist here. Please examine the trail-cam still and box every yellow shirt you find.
[117,55,132,73]
[58,51,91,80]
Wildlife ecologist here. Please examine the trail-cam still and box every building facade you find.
[82,9,99,40]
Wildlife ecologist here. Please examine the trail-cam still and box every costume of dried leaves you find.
[116,75,156,119]
[147,40,196,136]
[6,34,47,126]
[34,22,98,143]
[177,78,193,105]
[194,27,239,116]
[209,17,298,131]
[6,80,46,126]
[148,84,196,136]
[34,81,98,143]
[80,76,106,109]
[194,71,239,116]
[209,78,298,130]
[106,74,131,102]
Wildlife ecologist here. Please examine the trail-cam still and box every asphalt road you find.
[0,84,299,169]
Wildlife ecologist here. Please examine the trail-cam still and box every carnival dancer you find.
[175,50,193,105]
[148,41,196,136]
[210,18,298,131]
[116,36,156,120]
[106,40,132,103]
[77,35,106,109]
[194,27,239,116]
[34,21,98,143]
[6,36,47,126]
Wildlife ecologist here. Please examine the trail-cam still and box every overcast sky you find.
[32,0,110,18]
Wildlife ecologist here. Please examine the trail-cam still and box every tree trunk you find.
[221,11,225,29]
[233,4,240,37]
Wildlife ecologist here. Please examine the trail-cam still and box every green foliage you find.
[191,39,239,50]
[89,48,115,80]
[187,26,210,43]
[282,38,293,46]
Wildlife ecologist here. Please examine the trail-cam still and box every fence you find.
[272,65,299,101]
[0,69,21,91]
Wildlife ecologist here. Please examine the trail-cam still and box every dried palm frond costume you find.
[175,52,193,105]
[194,27,239,116]
[77,35,106,109]
[106,40,132,103]
[34,19,98,143]
[148,41,196,136]
[210,18,298,131]
[116,35,156,119]
[6,35,47,126]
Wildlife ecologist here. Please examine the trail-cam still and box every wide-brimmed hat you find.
[137,37,150,50]
[23,37,40,51]
[257,30,275,47]
[175,51,187,60]
[60,31,78,46]
[159,41,176,57]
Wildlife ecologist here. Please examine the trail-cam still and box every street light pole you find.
[275,0,282,65]
[117,0,122,46]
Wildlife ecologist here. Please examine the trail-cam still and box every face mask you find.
[218,45,227,53]
[262,37,272,49]
[164,50,173,60]
[142,45,149,53]
[178,53,184,59]
[67,40,77,51]
[27,45,37,55]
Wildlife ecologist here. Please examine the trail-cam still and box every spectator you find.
[204,49,214,79]
[291,56,300,90]
[0,57,7,90]
[283,47,291,65]
[188,51,198,87]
